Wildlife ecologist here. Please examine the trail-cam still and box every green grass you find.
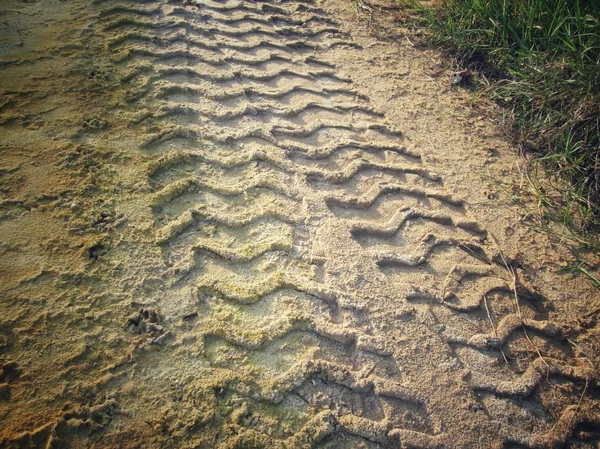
[402,0,600,235]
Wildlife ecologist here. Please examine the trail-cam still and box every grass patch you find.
[401,0,600,236]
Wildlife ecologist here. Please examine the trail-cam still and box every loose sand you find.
[0,0,598,447]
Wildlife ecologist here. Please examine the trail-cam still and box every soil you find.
[0,0,599,448]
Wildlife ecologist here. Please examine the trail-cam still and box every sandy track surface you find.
[0,0,599,448]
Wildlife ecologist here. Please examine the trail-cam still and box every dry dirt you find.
[0,0,599,448]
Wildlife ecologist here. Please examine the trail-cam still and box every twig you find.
[291,389,311,406]
[583,304,600,318]
[483,294,509,365]
[427,135,437,150]
[565,358,597,432]
[479,71,491,87]
[510,261,550,371]
[492,235,550,371]
[459,243,490,265]
[364,362,378,378]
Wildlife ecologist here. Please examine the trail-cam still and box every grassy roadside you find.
[399,0,600,242]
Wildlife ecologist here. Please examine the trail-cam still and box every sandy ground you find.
[0,0,599,448]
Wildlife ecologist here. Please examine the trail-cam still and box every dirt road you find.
[0,0,598,447]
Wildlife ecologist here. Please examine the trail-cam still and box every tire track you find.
[93,0,600,447]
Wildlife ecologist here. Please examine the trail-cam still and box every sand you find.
[0,0,598,447]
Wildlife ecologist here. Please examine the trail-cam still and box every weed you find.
[399,0,600,239]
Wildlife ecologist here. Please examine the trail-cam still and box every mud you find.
[0,0,599,448]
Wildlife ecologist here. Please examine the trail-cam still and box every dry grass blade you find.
[483,294,509,365]
[491,235,550,371]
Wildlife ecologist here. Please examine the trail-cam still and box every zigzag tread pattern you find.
[92,0,600,447]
